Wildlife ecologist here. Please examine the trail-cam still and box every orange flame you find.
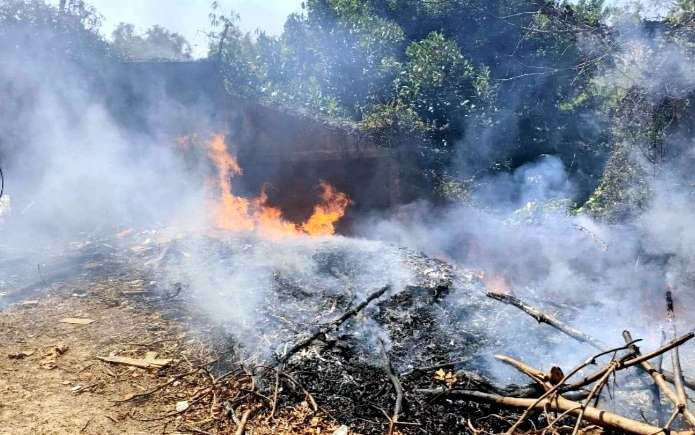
[301,182,351,236]
[205,134,350,237]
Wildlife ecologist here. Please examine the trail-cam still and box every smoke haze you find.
[2,3,695,417]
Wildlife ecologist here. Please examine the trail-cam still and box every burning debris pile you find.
[22,207,678,435]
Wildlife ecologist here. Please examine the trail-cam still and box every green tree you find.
[210,0,614,201]
[112,23,192,61]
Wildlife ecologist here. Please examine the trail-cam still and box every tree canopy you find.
[210,0,615,202]
[112,23,192,61]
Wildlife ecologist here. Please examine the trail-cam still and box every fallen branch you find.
[505,341,638,434]
[97,354,172,369]
[486,292,606,349]
[426,389,689,435]
[270,368,280,418]
[621,332,694,369]
[273,285,390,368]
[379,339,403,435]
[487,291,695,389]
[234,407,256,435]
[495,354,551,389]
[667,291,688,410]
[571,360,618,435]
[624,330,695,427]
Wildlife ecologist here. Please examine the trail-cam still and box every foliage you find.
[209,0,619,203]
[112,24,192,61]
[0,0,113,162]
[0,0,110,68]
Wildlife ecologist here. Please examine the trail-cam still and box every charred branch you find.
[271,285,391,369]
[486,292,606,349]
[379,339,403,435]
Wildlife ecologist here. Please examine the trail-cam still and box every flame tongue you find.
[206,134,350,237]
[301,182,350,236]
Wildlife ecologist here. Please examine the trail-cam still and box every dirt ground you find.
[0,278,193,434]
[0,235,512,435]
[0,258,344,435]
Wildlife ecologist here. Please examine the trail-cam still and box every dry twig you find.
[488,291,695,389]
[624,330,695,427]
[379,339,403,435]
[505,342,638,434]
[280,372,318,412]
[116,358,220,402]
[429,389,689,435]
[571,360,618,435]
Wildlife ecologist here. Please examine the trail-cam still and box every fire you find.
[482,272,511,294]
[301,182,350,236]
[205,134,350,237]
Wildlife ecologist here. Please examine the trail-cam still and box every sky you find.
[48,0,304,58]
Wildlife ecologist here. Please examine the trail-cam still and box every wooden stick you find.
[495,354,551,389]
[487,292,606,349]
[558,333,693,399]
[622,332,694,369]
[505,342,638,434]
[667,291,688,409]
[487,291,695,389]
[280,372,318,412]
[234,407,254,435]
[380,339,403,435]
[623,330,695,427]
[561,364,614,392]
[664,370,695,391]
[571,361,618,435]
[654,330,667,425]
[270,368,280,418]
[417,386,588,402]
[273,285,390,368]
[664,408,681,430]
[427,389,688,435]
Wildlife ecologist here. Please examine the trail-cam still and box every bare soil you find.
[0,282,190,434]
[0,264,342,435]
